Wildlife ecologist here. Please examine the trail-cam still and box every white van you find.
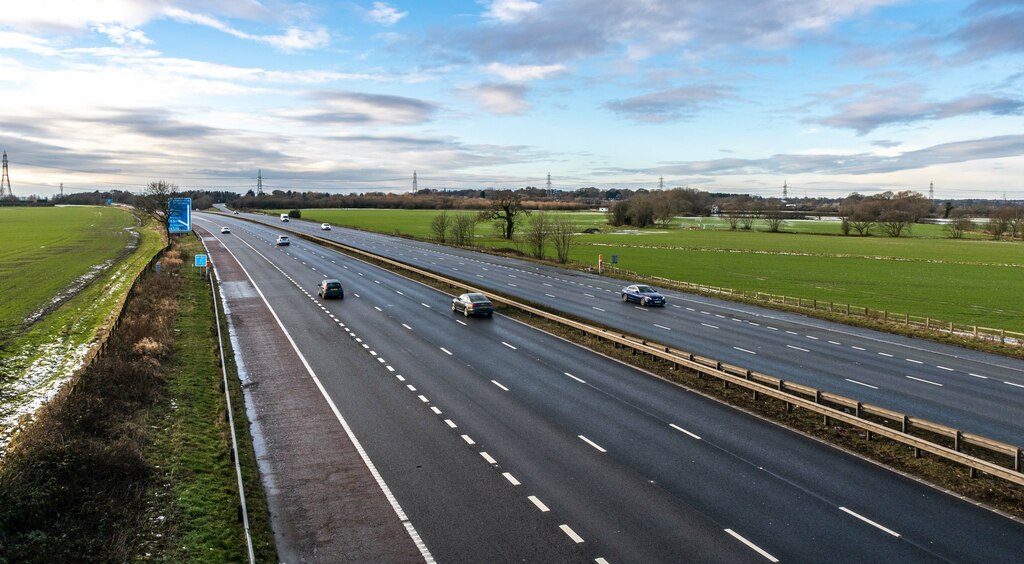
[280,214,289,222]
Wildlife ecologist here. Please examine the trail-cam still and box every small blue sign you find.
[611,255,619,264]
[105,198,113,205]
[168,197,192,233]
[195,254,207,267]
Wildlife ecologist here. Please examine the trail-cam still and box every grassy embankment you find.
[0,232,275,562]
[0,206,163,446]
[272,208,1024,333]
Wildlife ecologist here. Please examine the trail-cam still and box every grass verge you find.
[0,232,275,563]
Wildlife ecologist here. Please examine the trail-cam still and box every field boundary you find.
[250,218,1024,488]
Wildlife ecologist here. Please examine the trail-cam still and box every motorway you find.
[221,208,1024,446]
[197,212,1024,562]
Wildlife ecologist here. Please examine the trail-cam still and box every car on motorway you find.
[321,223,331,230]
[280,214,290,222]
[317,279,344,299]
[276,236,290,246]
[233,210,239,215]
[451,292,494,318]
[220,226,231,234]
[621,284,666,307]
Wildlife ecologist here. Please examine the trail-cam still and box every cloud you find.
[468,82,530,114]
[366,2,408,26]
[300,91,439,125]
[946,1,1024,62]
[871,139,901,148]
[0,31,57,55]
[816,87,1024,134]
[91,23,151,46]
[482,62,567,82]
[606,85,731,123]
[642,134,1024,176]
[163,8,330,51]
[450,0,897,64]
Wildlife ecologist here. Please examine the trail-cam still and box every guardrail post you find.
[969,466,977,479]
[716,361,722,370]
[1016,449,1022,472]
[914,447,921,458]
[901,415,909,433]
[777,380,793,412]
[855,401,862,418]
[954,431,962,452]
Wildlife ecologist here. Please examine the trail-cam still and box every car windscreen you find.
[469,295,491,303]
[326,283,341,289]
[636,285,656,293]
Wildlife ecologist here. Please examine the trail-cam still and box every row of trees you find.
[607,188,712,227]
[429,191,578,262]
[837,191,932,237]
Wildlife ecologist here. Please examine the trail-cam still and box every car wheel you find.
[622,294,629,302]
[464,307,470,317]
[452,303,457,312]
[641,297,648,306]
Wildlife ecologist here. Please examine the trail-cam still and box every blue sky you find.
[1,0,1022,198]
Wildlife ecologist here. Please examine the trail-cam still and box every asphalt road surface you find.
[218,208,1024,447]
[197,213,1024,563]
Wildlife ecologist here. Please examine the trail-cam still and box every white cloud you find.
[163,8,330,52]
[92,23,151,46]
[470,82,530,114]
[0,31,56,56]
[483,62,566,82]
[367,2,408,26]
[483,0,540,23]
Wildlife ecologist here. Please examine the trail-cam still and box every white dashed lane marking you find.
[845,378,879,390]
[670,424,701,440]
[786,345,809,352]
[578,435,607,453]
[906,375,943,387]
[528,496,550,512]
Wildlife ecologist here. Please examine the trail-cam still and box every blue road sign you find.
[105,198,113,205]
[195,254,208,267]
[611,254,619,264]
[168,197,192,233]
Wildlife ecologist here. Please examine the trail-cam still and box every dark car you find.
[451,292,494,317]
[621,284,666,307]
[317,279,344,299]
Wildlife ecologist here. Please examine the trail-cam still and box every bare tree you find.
[879,210,912,237]
[523,211,551,259]
[430,211,451,243]
[945,216,972,239]
[739,211,758,230]
[550,216,577,263]
[478,190,528,239]
[763,209,786,233]
[724,210,740,230]
[133,180,179,241]
[450,213,477,246]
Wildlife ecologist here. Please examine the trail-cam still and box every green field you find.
[262,208,1024,333]
[0,206,140,344]
[0,206,162,448]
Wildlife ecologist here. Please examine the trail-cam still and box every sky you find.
[0,0,1022,199]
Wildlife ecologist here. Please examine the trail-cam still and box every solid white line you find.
[906,358,923,364]
[502,341,517,350]
[461,435,475,445]
[906,375,943,387]
[578,435,607,453]
[969,373,988,379]
[440,347,452,355]
[212,236,435,563]
[559,524,585,544]
[845,378,879,390]
[936,366,954,371]
[654,324,672,330]
[565,372,586,383]
[670,423,702,440]
[840,507,901,537]
[1005,381,1024,389]
[528,496,550,512]
[502,472,520,486]
[786,345,809,352]
[491,380,509,391]
[444,419,457,428]
[480,452,497,464]
[701,323,719,329]
[733,347,756,355]
[724,529,778,562]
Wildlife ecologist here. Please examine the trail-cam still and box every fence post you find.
[926,317,930,329]
[829,301,833,312]
[954,430,962,452]
[846,304,850,315]
[974,325,978,337]
[778,380,792,412]
[1016,449,1022,472]
[1001,329,1005,343]
[905,313,909,326]
[901,415,909,433]
[884,310,888,321]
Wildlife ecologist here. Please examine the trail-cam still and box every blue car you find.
[621,284,666,307]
